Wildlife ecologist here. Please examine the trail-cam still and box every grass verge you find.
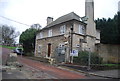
[0,45,16,50]
[91,64,120,70]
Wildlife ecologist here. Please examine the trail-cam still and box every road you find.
[1,47,111,79]
[1,47,86,79]
[18,56,86,79]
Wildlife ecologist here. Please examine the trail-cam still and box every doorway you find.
[48,43,51,57]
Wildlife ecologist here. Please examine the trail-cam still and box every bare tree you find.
[31,23,41,30]
[1,25,20,45]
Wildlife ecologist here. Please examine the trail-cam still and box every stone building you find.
[35,0,100,63]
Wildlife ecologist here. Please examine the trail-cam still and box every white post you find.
[71,56,73,63]
[87,48,91,70]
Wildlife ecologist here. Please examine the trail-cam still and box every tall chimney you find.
[85,0,96,52]
[47,17,53,25]
[85,0,96,37]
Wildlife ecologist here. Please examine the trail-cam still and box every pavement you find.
[2,65,28,79]
[1,47,29,79]
[57,64,120,79]
[89,69,119,79]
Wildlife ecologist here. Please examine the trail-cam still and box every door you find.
[48,43,51,57]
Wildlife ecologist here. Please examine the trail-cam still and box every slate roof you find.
[41,12,86,31]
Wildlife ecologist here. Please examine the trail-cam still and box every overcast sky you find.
[0,0,119,43]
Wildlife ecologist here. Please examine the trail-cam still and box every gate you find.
[55,46,66,63]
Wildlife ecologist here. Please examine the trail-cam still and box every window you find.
[60,25,66,34]
[59,43,64,47]
[48,29,52,37]
[40,32,43,38]
[38,45,42,53]
[79,25,85,35]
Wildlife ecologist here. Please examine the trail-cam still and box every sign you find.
[70,49,78,56]
[61,50,65,54]
[64,32,69,38]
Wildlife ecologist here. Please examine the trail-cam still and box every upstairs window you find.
[60,25,66,34]
[79,25,85,35]
[40,32,43,38]
[48,29,52,37]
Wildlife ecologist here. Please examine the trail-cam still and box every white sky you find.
[0,0,119,43]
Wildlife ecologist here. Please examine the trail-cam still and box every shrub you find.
[73,51,103,66]
[25,52,34,56]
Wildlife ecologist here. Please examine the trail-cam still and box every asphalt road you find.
[1,47,114,79]
[18,56,111,79]
[18,56,86,79]
[2,47,86,79]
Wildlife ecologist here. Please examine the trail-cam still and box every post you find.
[70,24,73,63]
[87,48,91,70]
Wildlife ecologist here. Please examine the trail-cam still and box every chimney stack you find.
[85,0,96,52]
[85,0,94,21]
[47,17,53,25]
[85,0,96,37]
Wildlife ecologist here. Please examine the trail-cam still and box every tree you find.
[19,28,38,55]
[95,12,120,44]
[31,23,41,30]
[118,12,120,42]
[1,25,20,45]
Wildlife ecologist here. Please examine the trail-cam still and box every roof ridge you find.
[44,12,84,29]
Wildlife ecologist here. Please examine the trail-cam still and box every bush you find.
[91,64,120,70]
[24,52,34,56]
[73,51,103,66]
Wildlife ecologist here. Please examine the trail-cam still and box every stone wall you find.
[96,44,120,63]
[35,35,65,58]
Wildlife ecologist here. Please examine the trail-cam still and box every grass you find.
[101,64,120,67]
[0,45,17,50]
[91,63,120,66]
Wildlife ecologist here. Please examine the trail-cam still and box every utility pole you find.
[87,48,91,70]
[70,24,73,63]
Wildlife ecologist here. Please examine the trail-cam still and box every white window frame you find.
[40,32,43,38]
[79,25,85,35]
[48,29,52,37]
[60,25,66,34]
